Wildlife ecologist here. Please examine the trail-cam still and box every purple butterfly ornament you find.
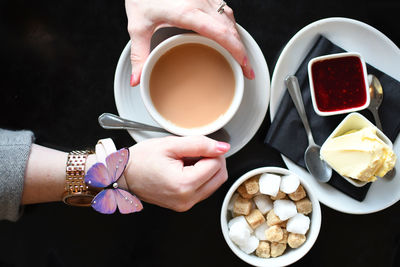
[84,148,143,214]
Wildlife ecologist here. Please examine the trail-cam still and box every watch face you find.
[64,194,94,207]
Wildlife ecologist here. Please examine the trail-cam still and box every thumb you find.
[129,31,152,87]
[166,136,230,158]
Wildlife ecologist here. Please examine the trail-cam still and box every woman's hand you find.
[124,135,230,211]
[125,0,255,87]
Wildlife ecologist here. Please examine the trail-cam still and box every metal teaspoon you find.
[285,75,332,183]
[98,113,170,133]
[367,74,384,131]
[367,75,396,178]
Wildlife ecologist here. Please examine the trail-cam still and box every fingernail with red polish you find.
[216,141,230,153]
[250,68,255,80]
[130,74,136,87]
[242,56,248,68]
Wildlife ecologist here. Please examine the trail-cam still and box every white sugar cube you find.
[254,222,269,241]
[239,235,260,254]
[253,194,273,214]
[280,174,300,194]
[229,221,251,246]
[228,193,239,211]
[259,173,281,197]
[273,199,297,221]
[228,216,253,233]
[287,213,310,235]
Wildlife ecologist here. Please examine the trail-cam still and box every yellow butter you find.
[321,127,396,182]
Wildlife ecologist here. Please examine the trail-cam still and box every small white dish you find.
[269,17,400,214]
[321,112,393,187]
[140,33,244,136]
[114,25,270,157]
[220,167,321,267]
[308,52,370,116]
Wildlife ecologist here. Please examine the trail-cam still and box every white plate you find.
[270,17,400,214]
[114,25,270,157]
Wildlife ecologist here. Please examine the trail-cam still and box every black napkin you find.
[265,35,400,201]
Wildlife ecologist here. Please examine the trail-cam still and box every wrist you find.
[62,150,97,207]
[84,145,143,214]
[22,144,68,204]
[121,146,136,193]
[61,138,143,214]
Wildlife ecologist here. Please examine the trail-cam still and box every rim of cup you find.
[220,166,322,267]
[307,52,370,116]
[140,33,244,136]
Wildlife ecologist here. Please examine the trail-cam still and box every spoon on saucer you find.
[98,113,231,141]
[367,74,383,131]
[98,113,170,133]
[285,75,332,183]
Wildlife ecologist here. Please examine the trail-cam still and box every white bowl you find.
[320,112,393,187]
[220,167,321,267]
[308,52,370,116]
[140,33,244,136]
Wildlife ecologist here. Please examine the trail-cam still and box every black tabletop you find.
[1,0,400,266]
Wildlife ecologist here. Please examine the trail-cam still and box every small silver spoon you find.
[367,75,396,178]
[285,75,332,183]
[98,113,170,133]
[367,74,383,131]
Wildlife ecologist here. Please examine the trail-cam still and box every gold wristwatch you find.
[62,150,96,206]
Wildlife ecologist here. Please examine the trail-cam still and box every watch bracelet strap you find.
[65,150,91,196]
[95,138,117,164]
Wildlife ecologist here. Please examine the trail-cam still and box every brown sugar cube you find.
[233,196,252,215]
[271,242,287,258]
[237,184,253,199]
[255,241,270,258]
[295,198,312,215]
[245,209,266,229]
[278,220,288,228]
[288,233,307,248]
[244,176,260,195]
[289,185,307,201]
[278,229,288,244]
[265,225,283,242]
[266,209,283,226]
[270,190,286,200]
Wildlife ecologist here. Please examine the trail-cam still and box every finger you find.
[172,8,254,79]
[206,4,255,80]
[127,25,153,87]
[206,0,236,24]
[165,136,230,158]
[195,157,228,202]
[220,4,235,22]
[182,156,223,188]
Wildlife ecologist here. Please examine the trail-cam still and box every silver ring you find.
[217,1,226,14]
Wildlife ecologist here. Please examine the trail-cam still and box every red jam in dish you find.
[311,56,367,112]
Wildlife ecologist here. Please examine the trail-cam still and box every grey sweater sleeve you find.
[0,129,34,221]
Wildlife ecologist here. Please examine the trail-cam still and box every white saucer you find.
[114,24,270,157]
[270,17,400,214]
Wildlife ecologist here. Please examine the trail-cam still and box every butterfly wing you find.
[91,189,117,214]
[115,189,143,214]
[105,148,130,183]
[84,162,111,188]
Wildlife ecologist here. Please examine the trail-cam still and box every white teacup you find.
[140,33,244,136]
